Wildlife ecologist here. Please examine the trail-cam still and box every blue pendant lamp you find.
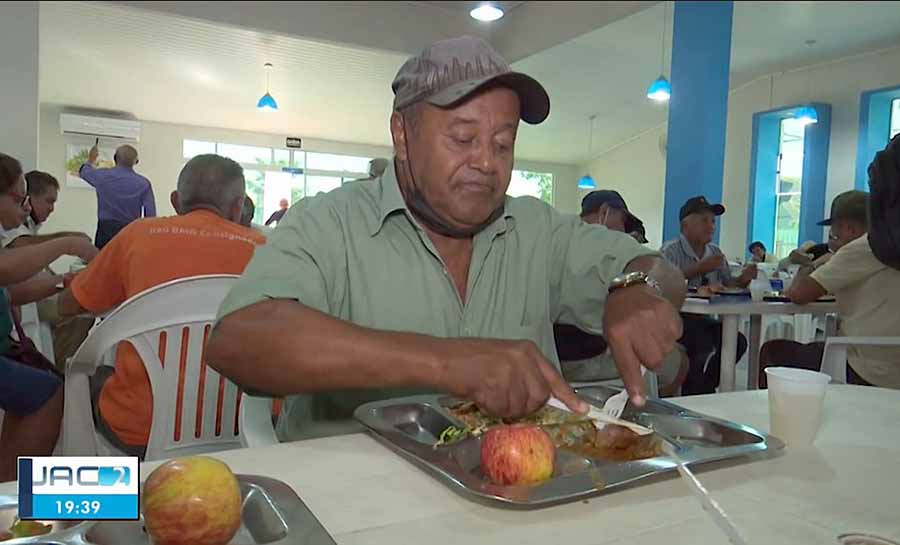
[794,40,818,126]
[647,2,671,102]
[579,115,597,189]
[647,76,672,102]
[257,63,278,112]
[794,105,818,126]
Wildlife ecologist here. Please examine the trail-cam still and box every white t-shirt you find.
[811,235,900,388]
[0,216,39,248]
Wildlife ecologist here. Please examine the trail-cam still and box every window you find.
[181,139,372,223]
[773,118,805,259]
[891,98,900,140]
[508,170,553,204]
[856,86,900,189]
[183,139,215,159]
[748,104,830,261]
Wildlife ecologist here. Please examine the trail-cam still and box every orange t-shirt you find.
[71,210,266,447]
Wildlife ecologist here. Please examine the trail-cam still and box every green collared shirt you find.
[218,163,655,441]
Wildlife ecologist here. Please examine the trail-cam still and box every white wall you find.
[38,104,580,244]
[578,44,900,258]
[0,2,39,170]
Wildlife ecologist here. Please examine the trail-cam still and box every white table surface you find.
[4,386,898,545]
[682,297,839,391]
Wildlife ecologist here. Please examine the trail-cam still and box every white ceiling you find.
[515,0,900,164]
[39,1,900,166]
[421,1,526,15]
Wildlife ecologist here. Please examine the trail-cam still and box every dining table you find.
[681,296,839,391]
[3,385,897,545]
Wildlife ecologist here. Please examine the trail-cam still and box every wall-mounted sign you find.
[286,137,302,149]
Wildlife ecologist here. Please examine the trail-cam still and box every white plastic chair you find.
[18,302,55,365]
[820,336,900,384]
[240,395,279,448]
[59,274,275,460]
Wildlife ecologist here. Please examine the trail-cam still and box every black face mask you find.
[396,116,504,238]
[399,173,504,238]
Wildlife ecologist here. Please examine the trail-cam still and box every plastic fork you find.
[546,397,652,436]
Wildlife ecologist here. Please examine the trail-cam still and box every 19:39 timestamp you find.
[55,500,101,515]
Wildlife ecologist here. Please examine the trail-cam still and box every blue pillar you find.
[662,1,734,243]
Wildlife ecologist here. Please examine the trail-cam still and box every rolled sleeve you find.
[552,215,658,334]
[217,195,345,321]
[810,237,877,294]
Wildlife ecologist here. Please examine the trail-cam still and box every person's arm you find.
[785,266,827,304]
[0,237,96,286]
[57,288,89,317]
[142,183,157,218]
[57,227,130,317]
[789,238,874,305]
[7,273,64,306]
[6,232,91,249]
[728,263,757,288]
[78,147,101,187]
[264,212,278,226]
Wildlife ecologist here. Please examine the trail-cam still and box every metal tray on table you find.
[354,385,784,509]
[0,475,336,545]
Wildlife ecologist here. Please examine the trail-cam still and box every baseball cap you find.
[626,216,648,244]
[392,36,550,125]
[818,190,869,226]
[679,196,725,221]
[581,189,639,228]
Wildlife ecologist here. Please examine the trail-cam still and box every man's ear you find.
[390,112,408,162]
[170,191,182,214]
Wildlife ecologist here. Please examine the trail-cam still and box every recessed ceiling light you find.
[470,3,504,22]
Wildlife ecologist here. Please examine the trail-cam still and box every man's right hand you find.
[697,254,727,274]
[87,144,99,165]
[433,338,587,419]
[63,236,98,263]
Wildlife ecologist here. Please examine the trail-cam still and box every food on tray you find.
[480,424,555,486]
[442,401,662,467]
[142,456,242,545]
[4,519,52,539]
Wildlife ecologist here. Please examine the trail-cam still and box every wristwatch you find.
[608,271,663,296]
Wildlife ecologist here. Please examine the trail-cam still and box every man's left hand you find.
[739,263,758,285]
[603,284,683,407]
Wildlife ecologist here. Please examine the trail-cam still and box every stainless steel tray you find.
[354,385,784,508]
[0,475,335,544]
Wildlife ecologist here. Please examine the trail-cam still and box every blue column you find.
[662,1,734,243]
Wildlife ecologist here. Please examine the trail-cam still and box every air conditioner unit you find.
[59,113,141,142]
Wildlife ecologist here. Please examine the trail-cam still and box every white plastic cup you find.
[765,367,830,445]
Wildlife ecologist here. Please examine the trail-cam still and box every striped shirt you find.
[660,235,733,288]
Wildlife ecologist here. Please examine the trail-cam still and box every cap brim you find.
[709,204,726,216]
[427,72,550,125]
[817,218,832,226]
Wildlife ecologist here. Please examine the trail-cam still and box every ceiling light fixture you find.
[470,3,504,22]
[257,63,278,112]
[647,1,671,102]
[794,40,818,126]
[578,115,598,189]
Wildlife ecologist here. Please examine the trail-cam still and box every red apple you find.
[142,456,242,545]
[480,424,555,485]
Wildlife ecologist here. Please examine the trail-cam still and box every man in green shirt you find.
[208,37,686,441]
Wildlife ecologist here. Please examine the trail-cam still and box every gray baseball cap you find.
[392,36,550,125]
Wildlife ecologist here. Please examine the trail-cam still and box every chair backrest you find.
[72,274,244,460]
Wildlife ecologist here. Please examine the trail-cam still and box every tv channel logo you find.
[18,457,139,520]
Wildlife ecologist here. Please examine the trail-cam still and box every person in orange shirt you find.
[58,154,265,456]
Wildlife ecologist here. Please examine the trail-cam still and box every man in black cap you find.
[661,196,757,289]
[760,189,900,388]
[208,36,687,441]
[660,196,752,395]
[580,190,638,232]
